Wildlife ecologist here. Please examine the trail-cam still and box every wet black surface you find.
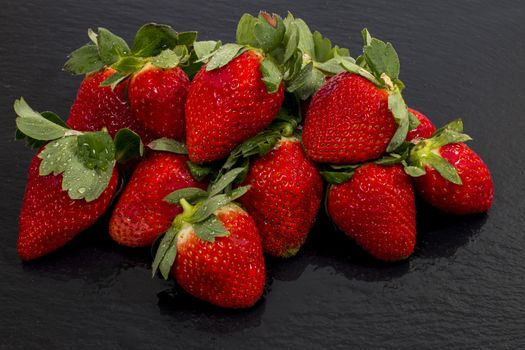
[1,1,524,349]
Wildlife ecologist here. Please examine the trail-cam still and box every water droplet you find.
[78,187,86,194]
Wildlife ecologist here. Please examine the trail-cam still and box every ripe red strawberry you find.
[412,143,493,214]
[302,72,397,164]
[18,155,119,261]
[406,108,436,142]
[239,138,323,257]
[327,163,416,261]
[67,67,154,142]
[173,203,265,308]
[128,65,190,140]
[109,151,205,247]
[185,50,284,163]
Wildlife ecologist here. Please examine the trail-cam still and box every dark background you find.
[1,0,524,349]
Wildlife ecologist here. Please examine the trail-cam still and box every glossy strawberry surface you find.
[327,163,416,261]
[18,154,119,261]
[109,152,205,247]
[68,68,154,142]
[129,65,190,140]
[173,204,265,308]
[185,50,284,163]
[239,138,323,257]
[414,143,493,214]
[406,108,436,142]
[302,72,397,164]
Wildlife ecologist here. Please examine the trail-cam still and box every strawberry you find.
[15,99,143,260]
[404,120,493,214]
[67,67,154,142]
[406,108,436,142]
[185,50,284,163]
[109,150,205,247]
[64,25,197,142]
[303,72,397,163]
[239,137,323,257]
[303,30,420,164]
[172,203,265,308]
[152,168,265,308]
[128,64,190,140]
[326,163,416,261]
[18,155,119,261]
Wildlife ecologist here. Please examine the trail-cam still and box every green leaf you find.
[286,62,314,92]
[386,90,410,152]
[254,14,285,52]
[186,161,215,182]
[152,226,179,279]
[375,153,403,166]
[15,98,69,141]
[260,56,282,93]
[151,49,182,69]
[16,111,69,149]
[131,23,179,57]
[313,31,332,63]
[147,138,188,154]
[99,71,129,89]
[436,118,464,134]
[114,128,144,164]
[39,135,115,201]
[363,38,400,81]
[294,19,315,59]
[404,165,426,177]
[64,44,105,75]
[283,22,299,63]
[292,67,325,100]
[340,59,381,86]
[206,43,245,71]
[208,167,245,197]
[87,28,98,44]
[192,215,229,242]
[362,28,372,46]
[76,131,115,170]
[112,56,146,74]
[236,13,258,46]
[315,58,345,75]
[164,187,209,205]
[193,40,220,59]
[432,129,472,148]
[408,111,421,131]
[176,31,198,46]
[320,171,354,184]
[425,152,462,185]
[191,186,250,223]
[97,27,130,65]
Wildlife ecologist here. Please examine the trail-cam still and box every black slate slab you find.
[1,1,524,349]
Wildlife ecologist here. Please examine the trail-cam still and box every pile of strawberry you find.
[14,12,493,309]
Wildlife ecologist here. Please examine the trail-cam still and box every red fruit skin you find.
[406,108,436,142]
[414,143,493,214]
[18,154,119,261]
[173,204,265,308]
[239,138,323,257]
[129,65,190,140]
[68,67,154,143]
[185,50,284,163]
[302,72,397,164]
[109,152,206,247]
[327,164,416,261]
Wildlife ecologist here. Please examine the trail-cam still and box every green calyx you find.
[339,29,420,152]
[151,167,251,280]
[199,11,352,98]
[14,98,144,201]
[403,119,472,185]
[64,24,198,88]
